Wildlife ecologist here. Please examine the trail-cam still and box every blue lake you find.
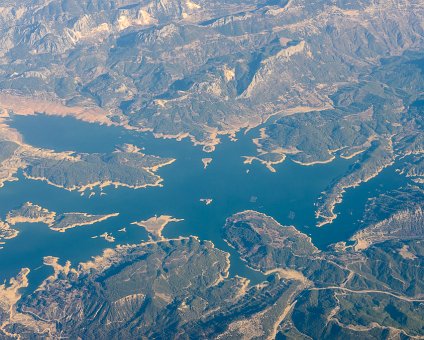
[0,115,407,290]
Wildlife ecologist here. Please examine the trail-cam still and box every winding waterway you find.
[0,115,407,290]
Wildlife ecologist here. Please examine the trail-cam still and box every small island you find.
[131,215,183,240]
[200,198,213,205]
[6,202,118,233]
[99,232,115,243]
[202,158,213,169]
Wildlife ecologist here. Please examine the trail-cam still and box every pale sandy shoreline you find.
[131,215,184,239]
[202,157,213,169]
[0,91,332,156]
[6,202,119,233]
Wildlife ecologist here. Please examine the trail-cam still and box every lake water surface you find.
[0,115,407,290]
